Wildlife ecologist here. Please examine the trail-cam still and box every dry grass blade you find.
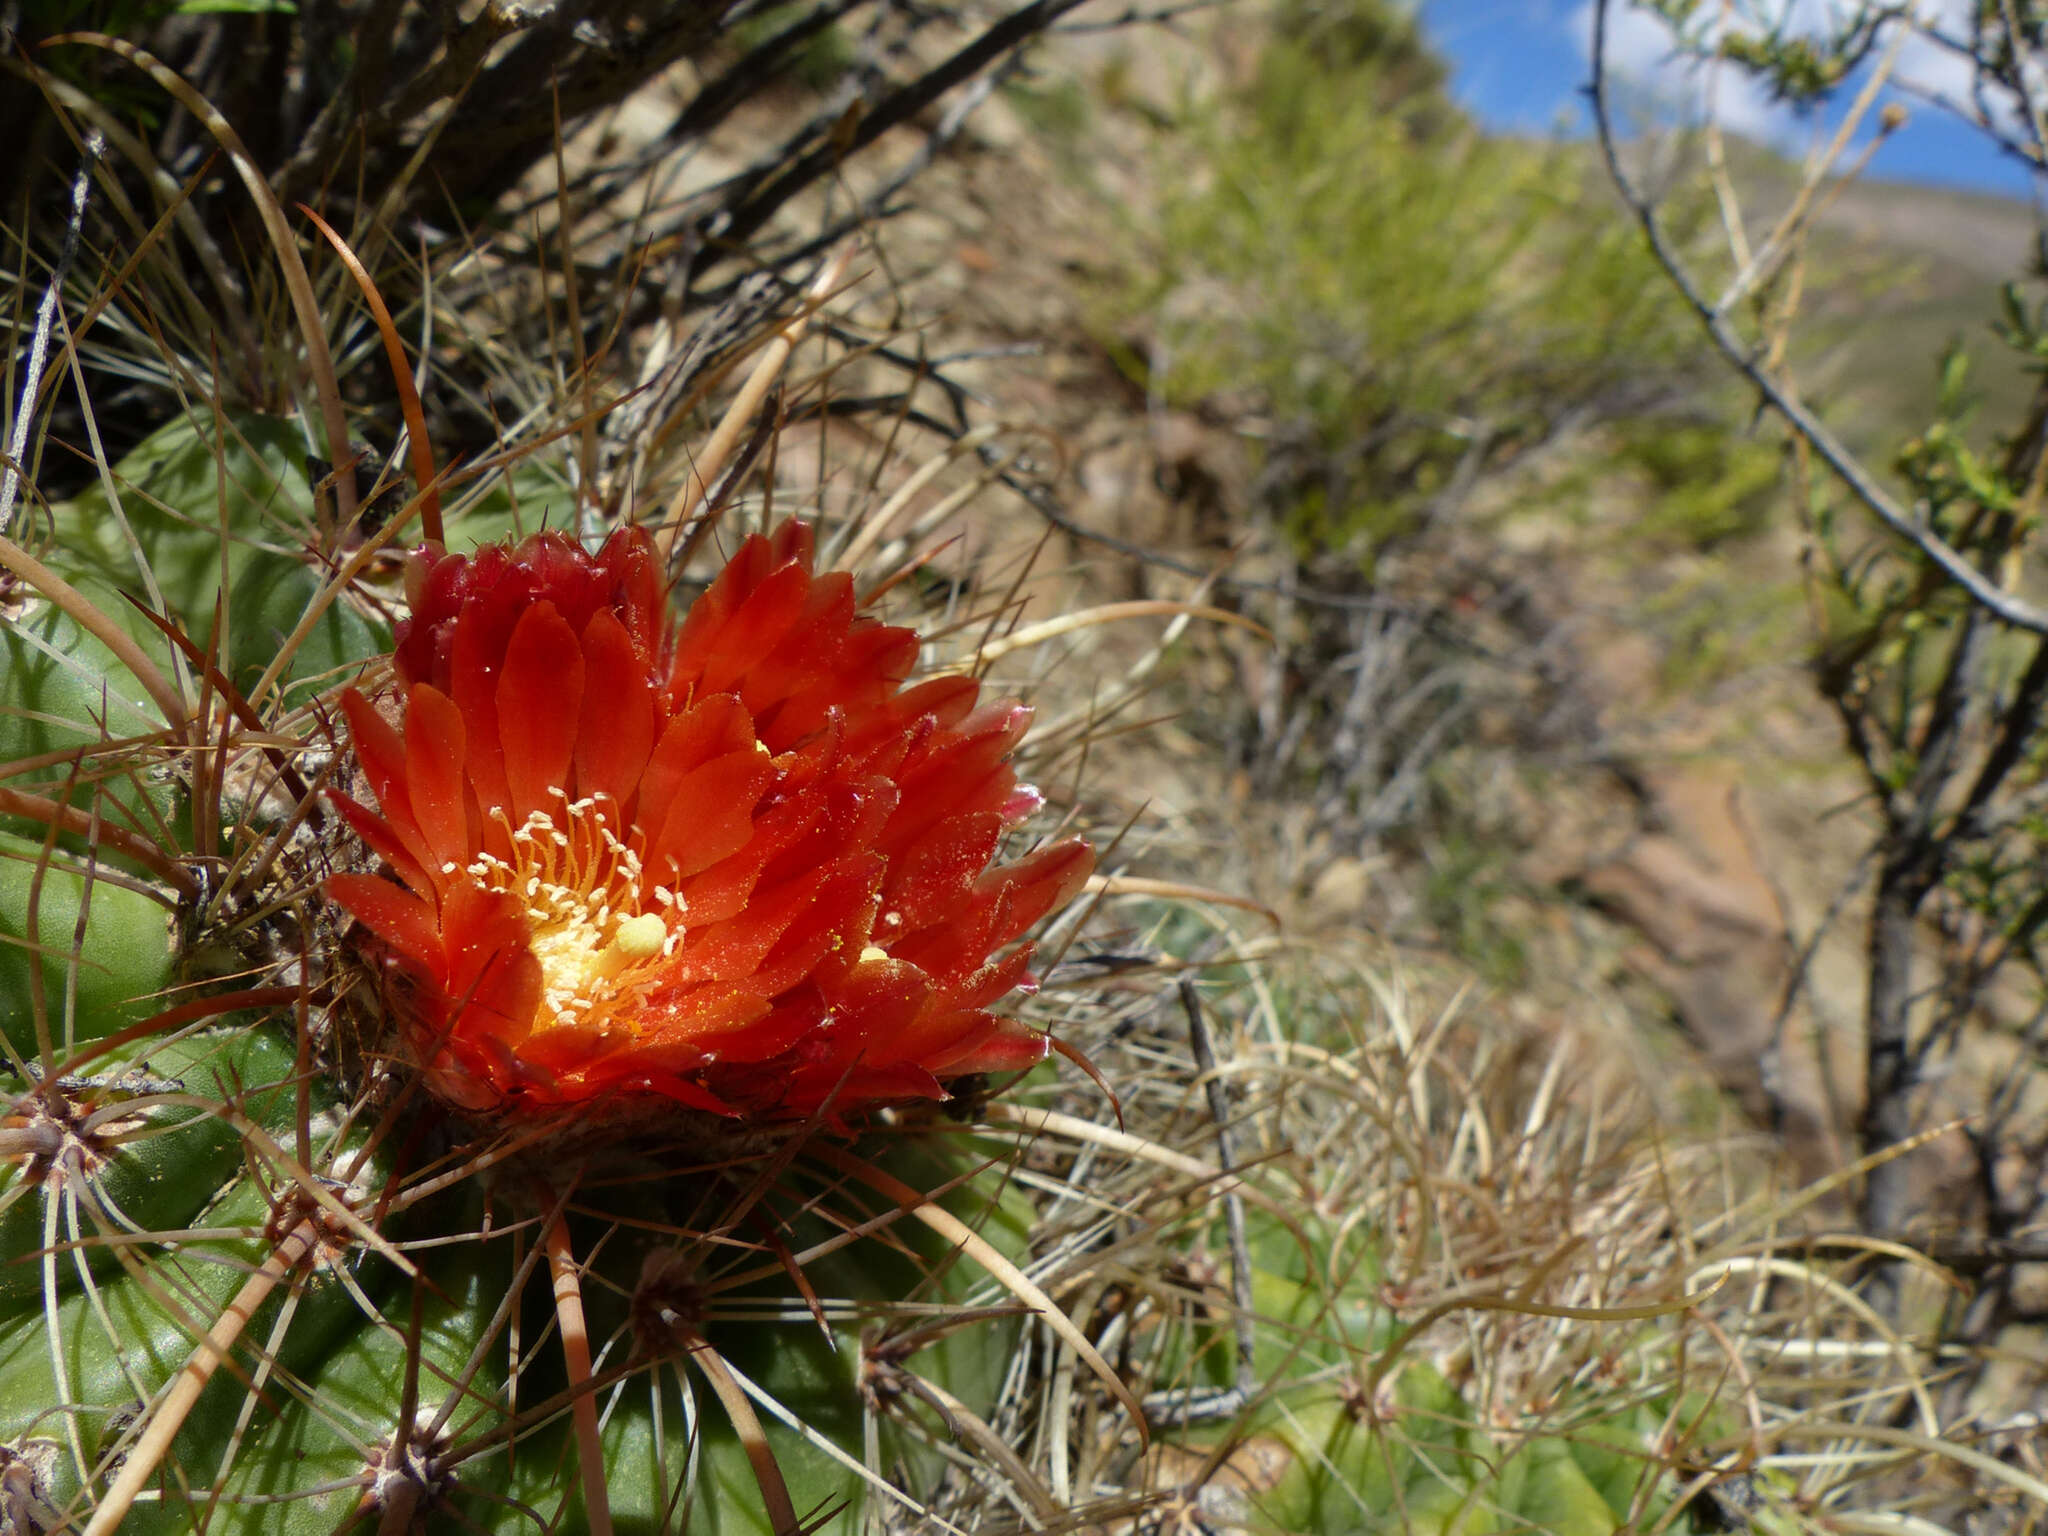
[980,1104,1298,1225]
[653,243,858,566]
[79,1217,323,1536]
[1770,1421,2048,1508]
[811,1140,1151,1449]
[983,1104,1229,1187]
[1083,875,1281,924]
[298,206,444,545]
[543,1209,614,1536]
[832,423,1001,572]
[1691,1120,1968,1242]
[1685,1254,1939,1434]
[886,1368,1061,1522]
[966,601,1269,669]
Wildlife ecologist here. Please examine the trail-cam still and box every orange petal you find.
[635,1072,736,1114]
[575,607,656,809]
[793,1062,947,1116]
[754,777,894,892]
[675,855,769,928]
[882,712,1032,853]
[327,873,441,965]
[696,560,814,697]
[864,993,1013,1072]
[819,957,933,1049]
[632,978,773,1047]
[976,838,1094,944]
[890,890,1008,982]
[661,991,826,1067]
[462,945,545,1055]
[439,881,540,1050]
[404,683,469,872]
[883,811,1003,930]
[340,691,408,818]
[422,1041,504,1112]
[450,598,511,818]
[330,792,433,897]
[934,1014,1049,1074]
[770,625,922,752]
[594,527,666,662]
[513,1021,612,1076]
[647,750,776,883]
[340,689,437,875]
[744,863,878,997]
[497,601,584,823]
[740,572,853,712]
[939,944,1037,1013]
[639,694,755,814]
[767,519,813,566]
[673,858,843,985]
[890,676,982,732]
[670,532,774,689]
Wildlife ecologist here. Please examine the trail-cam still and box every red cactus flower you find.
[328,522,1091,1119]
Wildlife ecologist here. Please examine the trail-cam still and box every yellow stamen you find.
[466,791,682,1035]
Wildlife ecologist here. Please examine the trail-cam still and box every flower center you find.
[465,791,683,1035]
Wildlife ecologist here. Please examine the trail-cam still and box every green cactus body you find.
[42,414,383,704]
[0,1025,300,1311]
[0,1011,1038,1533]
[0,581,178,840]
[0,829,173,1044]
[1138,1205,1710,1535]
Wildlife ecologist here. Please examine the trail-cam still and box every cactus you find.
[0,366,1121,1533]
[1130,1201,1723,1535]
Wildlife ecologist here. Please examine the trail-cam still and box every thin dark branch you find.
[596,0,872,207]
[1763,842,1880,1083]
[1959,637,2048,835]
[1055,0,1231,31]
[1141,979,1257,1427]
[1588,0,2048,635]
[693,0,1095,278]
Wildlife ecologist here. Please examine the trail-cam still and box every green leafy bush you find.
[1128,0,1715,559]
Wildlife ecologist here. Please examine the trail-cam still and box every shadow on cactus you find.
[0,215,1124,1534]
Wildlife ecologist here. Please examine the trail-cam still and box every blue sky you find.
[1417,0,2042,199]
